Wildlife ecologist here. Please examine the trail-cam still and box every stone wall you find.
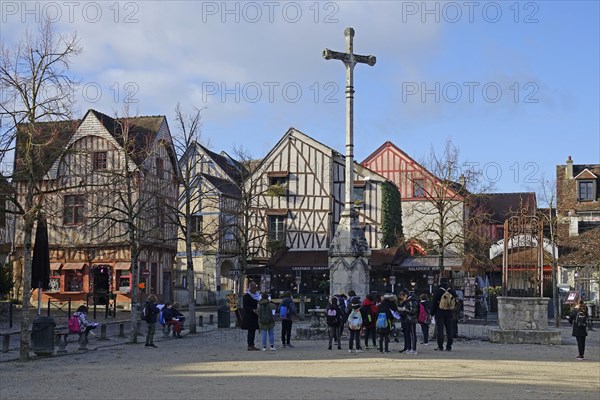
[498,297,549,330]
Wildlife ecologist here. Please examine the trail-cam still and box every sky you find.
[1,0,599,199]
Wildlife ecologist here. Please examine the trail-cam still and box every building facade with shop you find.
[11,109,179,308]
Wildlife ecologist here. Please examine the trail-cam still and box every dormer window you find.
[577,180,595,201]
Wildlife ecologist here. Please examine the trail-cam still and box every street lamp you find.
[295,275,302,296]
[389,275,396,294]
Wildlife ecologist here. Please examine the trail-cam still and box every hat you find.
[351,297,361,305]
[383,293,397,302]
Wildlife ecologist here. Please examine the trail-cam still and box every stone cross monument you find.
[323,27,375,299]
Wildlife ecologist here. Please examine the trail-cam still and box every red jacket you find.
[361,298,378,328]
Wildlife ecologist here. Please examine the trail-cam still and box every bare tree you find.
[0,20,81,360]
[538,176,560,326]
[406,139,494,277]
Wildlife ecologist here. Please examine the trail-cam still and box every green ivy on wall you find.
[381,182,403,248]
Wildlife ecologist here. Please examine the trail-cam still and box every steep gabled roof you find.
[201,173,241,198]
[14,119,80,180]
[198,143,247,183]
[472,192,537,224]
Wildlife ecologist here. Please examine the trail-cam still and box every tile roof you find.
[473,192,537,224]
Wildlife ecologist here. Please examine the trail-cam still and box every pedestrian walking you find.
[241,282,261,351]
[430,278,457,352]
[568,300,589,360]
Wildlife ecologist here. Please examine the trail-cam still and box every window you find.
[269,176,287,186]
[117,271,131,293]
[154,197,165,227]
[48,270,60,292]
[63,195,86,225]
[190,215,203,234]
[269,215,286,242]
[65,271,83,292]
[156,157,164,179]
[413,179,426,198]
[354,186,365,204]
[223,213,236,241]
[93,151,107,170]
[577,180,595,201]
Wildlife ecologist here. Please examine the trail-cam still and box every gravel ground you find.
[1,321,598,400]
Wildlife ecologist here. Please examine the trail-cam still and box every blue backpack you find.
[376,312,388,329]
[280,304,288,319]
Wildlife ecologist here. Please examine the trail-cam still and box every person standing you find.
[398,289,419,354]
[568,300,589,360]
[346,298,363,353]
[144,294,160,348]
[326,297,343,350]
[361,294,378,350]
[279,291,297,348]
[241,282,261,351]
[257,293,277,351]
[430,278,457,352]
[418,293,431,345]
[376,294,396,353]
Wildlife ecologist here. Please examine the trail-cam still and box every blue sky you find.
[1,1,598,197]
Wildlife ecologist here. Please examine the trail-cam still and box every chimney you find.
[566,155,573,179]
[459,174,466,186]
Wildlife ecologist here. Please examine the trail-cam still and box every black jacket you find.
[430,284,457,317]
[241,292,259,330]
[568,308,588,337]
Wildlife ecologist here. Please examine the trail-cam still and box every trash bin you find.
[218,306,230,328]
[31,316,56,356]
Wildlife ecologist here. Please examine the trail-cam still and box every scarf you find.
[246,289,261,301]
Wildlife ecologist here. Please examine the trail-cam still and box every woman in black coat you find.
[567,300,588,360]
[241,282,260,351]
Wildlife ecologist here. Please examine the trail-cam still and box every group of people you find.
[241,282,298,351]
[324,279,457,354]
[141,294,186,347]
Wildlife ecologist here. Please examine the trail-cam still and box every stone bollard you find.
[118,323,125,338]
[198,315,204,327]
[100,324,108,340]
[209,314,214,325]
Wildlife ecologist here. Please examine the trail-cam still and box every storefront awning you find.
[398,256,463,271]
[114,262,131,270]
[50,262,62,270]
[62,262,86,270]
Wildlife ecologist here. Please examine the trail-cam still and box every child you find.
[278,291,297,348]
[72,305,98,351]
[257,292,277,351]
[346,298,363,353]
[376,294,396,353]
[326,297,343,350]
[418,293,431,345]
[568,300,588,360]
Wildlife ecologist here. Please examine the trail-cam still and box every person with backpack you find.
[241,282,261,351]
[326,296,343,350]
[568,300,588,360]
[398,288,419,354]
[70,305,98,351]
[162,302,183,339]
[278,291,297,348]
[376,293,396,353]
[361,294,378,350]
[430,278,457,352]
[418,293,431,345]
[346,298,363,353]
[257,292,277,351]
[143,294,160,348]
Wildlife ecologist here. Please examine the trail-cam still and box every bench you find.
[54,328,69,354]
[1,330,19,353]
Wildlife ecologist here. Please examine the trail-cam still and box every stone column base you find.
[489,328,562,345]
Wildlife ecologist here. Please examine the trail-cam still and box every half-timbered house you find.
[174,143,245,304]
[12,109,179,308]
[245,128,396,300]
[362,141,465,289]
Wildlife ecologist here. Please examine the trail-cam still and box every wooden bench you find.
[1,330,19,353]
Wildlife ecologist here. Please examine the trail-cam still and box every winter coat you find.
[326,304,343,327]
[361,297,378,328]
[74,311,94,333]
[403,294,419,324]
[568,307,588,337]
[144,301,160,324]
[430,284,457,317]
[376,299,395,333]
[419,299,431,324]
[241,292,259,331]
[257,299,276,330]
[279,296,297,320]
